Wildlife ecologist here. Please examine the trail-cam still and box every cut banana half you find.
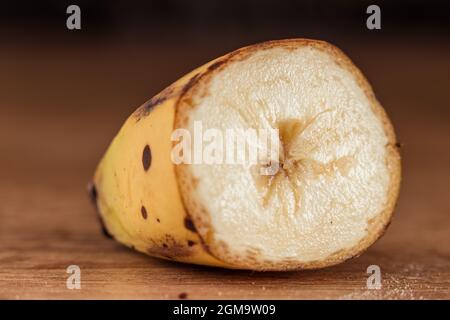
[90,39,401,271]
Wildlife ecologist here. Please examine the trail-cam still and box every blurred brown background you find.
[0,0,449,299]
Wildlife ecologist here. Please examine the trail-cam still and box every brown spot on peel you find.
[142,145,152,171]
[141,206,148,219]
[184,217,197,233]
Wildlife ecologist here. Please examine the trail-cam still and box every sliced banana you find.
[91,39,401,270]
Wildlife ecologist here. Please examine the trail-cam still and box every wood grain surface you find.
[0,37,449,299]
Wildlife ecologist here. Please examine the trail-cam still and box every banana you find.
[90,39,401,271]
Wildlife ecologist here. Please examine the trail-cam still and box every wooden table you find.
[1,36,449,299]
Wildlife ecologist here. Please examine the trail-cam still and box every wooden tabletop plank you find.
[0,39,449,299]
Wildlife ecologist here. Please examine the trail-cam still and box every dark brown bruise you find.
[135,72,201,121]
[207,59,226,72]
[147,235,192,259]
[134,86,176,120]
[180,73,200,96]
